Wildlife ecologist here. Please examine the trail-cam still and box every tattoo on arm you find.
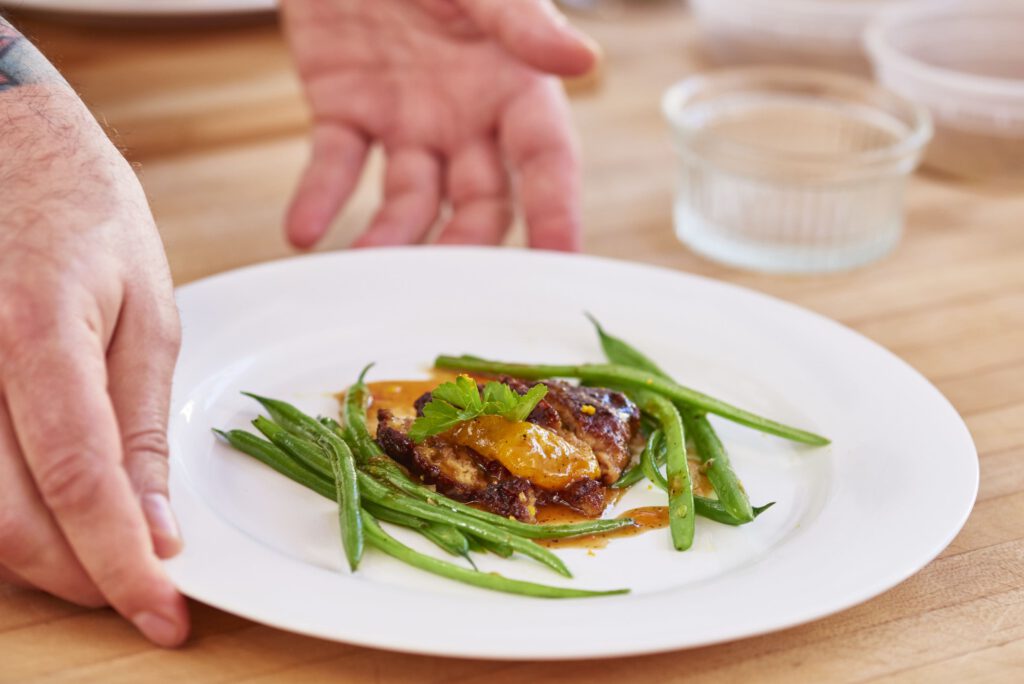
[0,19,21,91]
[1,16,62,92]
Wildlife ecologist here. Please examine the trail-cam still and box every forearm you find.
[1,16,148,241]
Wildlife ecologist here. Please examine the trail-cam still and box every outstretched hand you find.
[281,0,597,251]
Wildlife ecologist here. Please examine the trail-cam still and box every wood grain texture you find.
[2,3,1021,682]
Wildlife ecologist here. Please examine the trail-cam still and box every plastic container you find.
[866,0,1024,180]
[690,0,904,74]
[662,67,932,273]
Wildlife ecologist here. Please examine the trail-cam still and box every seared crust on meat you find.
[537,478,606,518]
[376,409,488,499]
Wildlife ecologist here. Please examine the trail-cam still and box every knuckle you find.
[123,427,170,494]
[35,450,107,514]
[124,426,170,461]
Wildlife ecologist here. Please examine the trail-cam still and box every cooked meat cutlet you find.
[376,377,640,521]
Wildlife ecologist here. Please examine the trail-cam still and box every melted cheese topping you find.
[446,415,600,490]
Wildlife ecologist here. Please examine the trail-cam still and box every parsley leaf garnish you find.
[408,376,548,443]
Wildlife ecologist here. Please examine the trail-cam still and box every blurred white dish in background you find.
[0,0,275,16]
[690,0,910,74]
[866,0,1024,181]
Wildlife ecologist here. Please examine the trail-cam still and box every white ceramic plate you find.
[166,247,978,660]
[1,0,274,17]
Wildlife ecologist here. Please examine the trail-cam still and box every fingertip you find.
[130,580,190,648]
[132,605,189,648]
[285,200,330,250]
[471,0,599,77]
[547,27,600,78]
[507,26,598,77]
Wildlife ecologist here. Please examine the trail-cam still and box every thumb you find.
[458,0,599,76]
[107,286,184,559]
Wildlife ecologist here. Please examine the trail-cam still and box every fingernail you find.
[132,611,182,647]
[143,493,182,557]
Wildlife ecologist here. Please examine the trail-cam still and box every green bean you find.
[636,420,756,524]
[682,410,753,523]
[342,364,385,464]
[242,392,325,440]
[640,429,668,491]
[361,460,633,540]
[587,317,755,522]
[697,499,775,525]
[362,514,627,599]
[433,356,829,446]
[611,462,645,490]
[625,454,771,527]
[472,535,515,558]
[362,501,471,561]
[627,389,694,551]
[253,416,330,473]
[213,429,335,499]
[323,430,364,571]
[585,313,668,377]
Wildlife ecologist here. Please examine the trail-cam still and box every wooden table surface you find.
[2,3,1022,682]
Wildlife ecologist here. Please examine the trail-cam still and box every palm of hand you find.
[282,0,589,250]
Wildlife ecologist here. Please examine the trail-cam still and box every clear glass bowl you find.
[690,0,905,74]
[866,0,1024,180]
[662,67,932,273]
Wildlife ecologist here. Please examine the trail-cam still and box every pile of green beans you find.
[216,321,825,592]
[216,375,630,599]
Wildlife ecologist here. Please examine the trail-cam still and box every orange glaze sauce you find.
[537,506,670,549]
